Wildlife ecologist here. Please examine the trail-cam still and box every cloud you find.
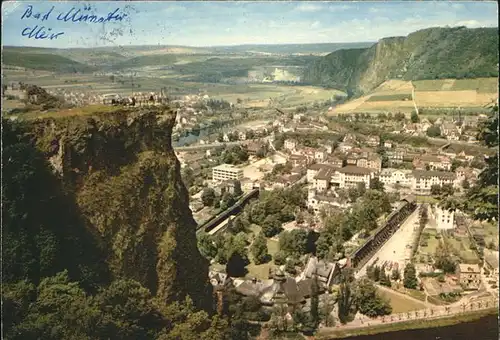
[295,3,322,12]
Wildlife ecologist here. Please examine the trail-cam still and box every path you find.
[356,208,420,279]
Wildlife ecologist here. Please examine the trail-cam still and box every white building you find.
[379,168,413,187]
[337,166,373,189]
[212,164,244,183]
[429,205,455,230]
[411,170,456,194]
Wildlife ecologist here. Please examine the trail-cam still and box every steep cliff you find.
[302,26,499,95]
[2,106,212,310]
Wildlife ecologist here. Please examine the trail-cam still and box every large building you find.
[411,170,456,194]
[379,168,413,187]
[212,164,244,183]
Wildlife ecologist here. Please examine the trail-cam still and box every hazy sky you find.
[2,1,498,48]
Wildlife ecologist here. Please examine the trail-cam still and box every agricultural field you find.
[330,77,497,115]
[365,94,413,102]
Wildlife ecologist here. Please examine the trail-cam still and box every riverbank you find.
[316,308,498,339]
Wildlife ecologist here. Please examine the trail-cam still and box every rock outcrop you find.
[6,106,212,310]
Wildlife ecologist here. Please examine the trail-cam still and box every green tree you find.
[426,125,441,137]
[310,276,320,330]
[273,251,287,265]
[464,105,498,221]
[279,229,308,257]
[369,177,385,192]
[411,111,419,123]
[201,188,216,206]
[233,180,243,197]
[251,232,269,265]
[391,268,401,281]
[338,268,355,324]
[403,263,418,289]
[434,242,457,274]
[197,233,218,260]
[262,215,282,238]
[353,278,392,317]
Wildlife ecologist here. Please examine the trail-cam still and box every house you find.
[411,170,456,194]
[238,130,247,141]
[343,133,357,144]
[326,155,344,168]
[306,163,337,183]
[357,154,382,172]
[458,264,481,290]
[302,256,336,288]
[246,141,265,156]
[313,167,337,192]
[413,154,452,171]
[314,150,328,162]
[307,189,349,214]
[291,166,306,176]
[366,135,380,147]
[337,142,355,153]
[284,139,298,152]
[441,123,462,141]
[345,152,358,165]
[386,148,406,165]
[428,204,455,230]
[288,154,309,167]
[384,140,393,149]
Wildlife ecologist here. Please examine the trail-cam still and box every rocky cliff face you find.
[302,26,499,95]
[15,106,212,310]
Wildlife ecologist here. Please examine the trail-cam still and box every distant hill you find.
[2,50,96,73]
[208,42,374,55]
[302,26,499,95]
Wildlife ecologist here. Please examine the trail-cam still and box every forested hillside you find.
[302,26,499,95]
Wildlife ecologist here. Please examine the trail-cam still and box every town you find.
[2,3,498,338]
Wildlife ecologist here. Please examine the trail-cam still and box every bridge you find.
[348,196,417,271]
[196,189,260,235]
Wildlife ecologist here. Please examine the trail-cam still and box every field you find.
[377,287,427,313]
[330,77,498,114]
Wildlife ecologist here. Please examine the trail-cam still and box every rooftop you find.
[338,165,373,175]
[412,170,456,179]
[459,263,481,273]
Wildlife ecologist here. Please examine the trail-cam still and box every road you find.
[356,208,420,279]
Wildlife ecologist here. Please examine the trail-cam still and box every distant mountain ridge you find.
[302,26,499,96]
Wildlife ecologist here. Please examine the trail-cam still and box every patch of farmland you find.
[476,78,499,93]
[366,93,413,102]
[413,79,447,91]
[414,90,478,106]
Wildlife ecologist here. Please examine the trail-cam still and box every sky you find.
[2,1,498,48]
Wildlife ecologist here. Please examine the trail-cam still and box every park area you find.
[245,224,280,280]
[376,286,427,313]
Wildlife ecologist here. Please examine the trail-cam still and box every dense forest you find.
[302,26,499,95]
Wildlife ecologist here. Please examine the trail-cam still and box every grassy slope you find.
[303,27,499,94]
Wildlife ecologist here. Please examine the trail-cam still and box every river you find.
[335,314,498,340]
